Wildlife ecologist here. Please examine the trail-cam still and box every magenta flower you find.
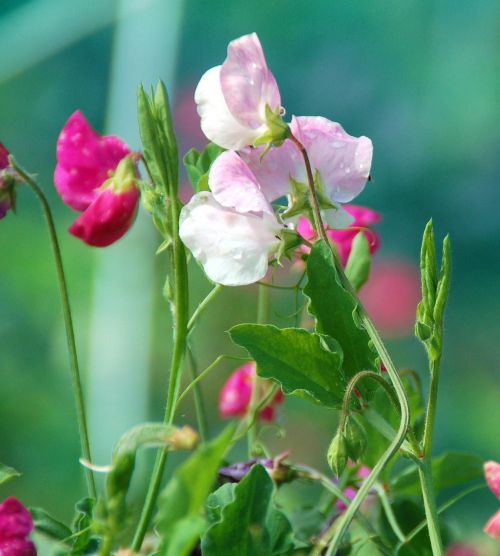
[219,362,284,422]
[485,461,500,498]
[0,497,36,556]
[0,143,13,219]
[54,111,139,247]
[195,33,281,150]
[297,204,381,265]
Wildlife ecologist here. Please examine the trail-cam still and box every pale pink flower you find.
[0,497,36,556]
[219,362,283,422]
[54,111,139,247]
[484,510,500,541]
[484,461,500,498]
[195,33,281,150]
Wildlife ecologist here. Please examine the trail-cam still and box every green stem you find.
[187,284,223,334]
[288,137,412,554]
[13,161,96,500]
[247,284,269,456]
[373,483,405,543]
[423,354,441,457]
[186,346,208,442]
[131,181,189,553]
[417,460,444,555]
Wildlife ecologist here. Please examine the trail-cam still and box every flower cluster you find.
[0,497,36,556]
[180,33,375,286]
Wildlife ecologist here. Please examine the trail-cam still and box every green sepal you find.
[183,143,225,192]
[71,497,96,555]
[275,228,303,264]
[344,418,368,462]
[281,177,310,220]
[0,462,20,485]
[327,432,348,476]
[253,105,291,148]
[345,232,371,291]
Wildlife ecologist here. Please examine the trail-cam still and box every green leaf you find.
[304,240,378,389]
[183,143,225,192]
[230,324,346,408]
[266,505,295,555]
[201,465,278,556]
[156,425,235,556]
[206,483,236,525]
[391,452,484,495]
[30,507,72,541]
[70,497,95,555]
[0,462,20,485]
[345,232,371,291]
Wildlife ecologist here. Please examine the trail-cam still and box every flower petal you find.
[484,509,500,541]
[322,204,356,230]
[209,150,272,214]
[239,142,302,202]
[195,66,260,150]
[219,362,254,418]
[54,111,130,211]
[485,461,500,498]
[290,116,373,203]
[179,192,281,286]
[69,187,139,247]
[220,33,281,129]
[0,498,33,540]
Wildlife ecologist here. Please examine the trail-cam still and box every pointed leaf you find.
[230,324,346,408]
[0,462,20,485]
[30,508,72,541]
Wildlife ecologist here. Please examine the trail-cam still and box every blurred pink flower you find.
[446,543,479,556]
[0,497,36,556]
[484,510,500,541]
[336,486,357,512]
[54,111,139,247]
[484,461,500,498]
[359,259,421,337]
[297,204,381,265]
[0,142,13,219]
[219,362,283,422]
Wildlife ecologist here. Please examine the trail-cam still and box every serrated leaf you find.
[30,507,72,541]
[345,232,371,291]
[206,483,236,525]
[304,240,379,392]
[202,465,290,556]
[156,425,235,556]
[390,452,483,495]
[0,462,20,485]
[229,324,346,408]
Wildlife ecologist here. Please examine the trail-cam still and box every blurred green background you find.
[1,0,499,551]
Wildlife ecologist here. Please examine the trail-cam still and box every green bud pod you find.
[344,419,368,462]
[327,431,348,476]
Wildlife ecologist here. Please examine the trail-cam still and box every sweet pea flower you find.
[239,116,373,226]
[195,33,282,150]
[219,362,284,422]
[485,461,500,498]
[297,204,381,265]
[0,143,15,219]
[179,151,286,286]
[0,497,36,556]
[54,111,139,247]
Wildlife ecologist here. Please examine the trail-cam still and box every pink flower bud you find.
[485,461,500,498]
[54,111,139,247]
[484,509,500,541]
[219,362,283,422]
[0,497,36,556]
[0,143,14,220]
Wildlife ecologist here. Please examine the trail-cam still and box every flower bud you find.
[327,432,348,477]
[484,510,500,541]
[484,460,500,498]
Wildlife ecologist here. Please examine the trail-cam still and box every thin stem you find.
[186,346,208,442]
[417,460,444,555]
[373,483,405,543]
[131,173,189,553]
[12,161,96,500]
[287,136,412,554]
[423,354,441,457]
[187,284,223,334]
[247,284,269,456]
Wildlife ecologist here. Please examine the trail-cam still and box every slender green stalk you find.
[288,137,413,554]
[373,483,405,543]
[186,346,208,442]
[423,354,441,457]
[131,171,189,552]
[12,161,96,499]
[187,284,223,334]
[247,284,269,455]
[417,460,444,555]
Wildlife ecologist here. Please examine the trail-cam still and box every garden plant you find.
[1,33,499,556]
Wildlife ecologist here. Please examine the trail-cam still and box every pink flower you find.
[445,544,479,556]
[0,497,36,556]
[484,461,500,498]
[219,362,283,422]
[54,111,139,247]
[336,486,357,512]
[195,33,281,150]
[0,143,14,219]
[484,510,500,541]
[297,204,381,265]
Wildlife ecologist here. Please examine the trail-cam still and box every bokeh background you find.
[1,0,499,552]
